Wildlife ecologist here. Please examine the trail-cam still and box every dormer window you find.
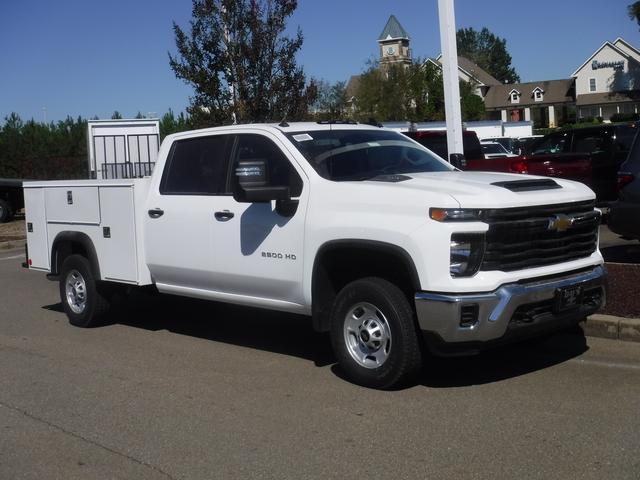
[533,87,544,102]
[509,89,520,104]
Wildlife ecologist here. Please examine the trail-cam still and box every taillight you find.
[510,160,528,174]
[617,172,635,192]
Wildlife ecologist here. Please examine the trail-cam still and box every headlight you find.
[450,233,485,277]
[430,208,483,222]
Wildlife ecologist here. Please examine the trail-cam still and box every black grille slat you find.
[483,200,595,221]
[480,200,599,272]
[485,232,597,256]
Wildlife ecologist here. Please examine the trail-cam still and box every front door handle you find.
[214,210,234,221]
[148,208,164,218]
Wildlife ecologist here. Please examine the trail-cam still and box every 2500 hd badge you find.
[261,251,297,260]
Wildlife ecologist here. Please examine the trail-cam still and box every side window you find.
[160,135,230,195]
[531,133,569,155]
[571,130,607,154]
[235,134,303,196]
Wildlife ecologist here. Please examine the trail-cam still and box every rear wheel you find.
[59,254,110,327]
[330,277,422,389]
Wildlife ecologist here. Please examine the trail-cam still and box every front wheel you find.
[330,277,422,389]
[59,254,110,327]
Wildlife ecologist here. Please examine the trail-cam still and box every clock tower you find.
[378,15,411,67]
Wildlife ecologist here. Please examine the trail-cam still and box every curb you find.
[583,314,640,343]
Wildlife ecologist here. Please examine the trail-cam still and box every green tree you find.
[310,79,347,120]
[111,111,123,119]
[456,27,520,83]
[0,113,87,179]
[460,81,485,121]
[159,108,191,140]
[629,1,640,27]
[352,60,482,123]
[169,0,316,127]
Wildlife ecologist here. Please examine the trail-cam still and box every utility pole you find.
[437,0,464,162]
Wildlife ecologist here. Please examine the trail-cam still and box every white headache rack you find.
[87,119,160,180]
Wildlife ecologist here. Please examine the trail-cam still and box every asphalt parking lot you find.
[1,247,640,480]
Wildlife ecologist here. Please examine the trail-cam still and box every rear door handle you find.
[214,210,234,221]
[148,208,164,218]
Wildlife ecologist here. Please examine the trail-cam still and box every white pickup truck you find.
[23,122,605,389]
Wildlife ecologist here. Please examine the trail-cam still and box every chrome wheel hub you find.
[65,269,87,314]
[343,302,392,369]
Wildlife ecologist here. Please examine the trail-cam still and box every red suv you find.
[465,124,636,202]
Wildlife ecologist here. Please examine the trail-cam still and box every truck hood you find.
[363,171,595,208]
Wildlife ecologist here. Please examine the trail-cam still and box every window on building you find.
[510,91,520,104]
[533,89,544,102]
[589,78,597,92]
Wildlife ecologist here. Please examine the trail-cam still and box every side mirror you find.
[233,159,290,203]
[449,153,467,170]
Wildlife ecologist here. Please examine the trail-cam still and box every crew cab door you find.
[144,130,308,309]
[144,133,234,291]
[207,133,308,307]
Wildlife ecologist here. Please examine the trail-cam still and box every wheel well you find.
[311,241,420,332]
[51,232,101,279]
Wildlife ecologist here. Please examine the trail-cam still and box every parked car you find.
[466,124,636,202]
[0,178,24,223]
[482,136,521,154]
[480,141,517,159]
[608,127,640,240]
[517,135,543,153]
[403,129,484,164]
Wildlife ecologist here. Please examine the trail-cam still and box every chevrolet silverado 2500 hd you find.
[23,123,606,389]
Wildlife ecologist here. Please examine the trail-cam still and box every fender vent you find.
[491,179,562,192]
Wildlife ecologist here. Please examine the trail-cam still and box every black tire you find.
[330,277,422,389]
[59,254,110,328]
[0,199,12,223]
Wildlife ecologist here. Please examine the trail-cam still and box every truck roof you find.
[165,122,385,142]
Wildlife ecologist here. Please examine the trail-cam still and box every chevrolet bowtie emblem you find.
[548,214,575,232]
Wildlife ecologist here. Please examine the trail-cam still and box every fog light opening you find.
[460,304,479,328]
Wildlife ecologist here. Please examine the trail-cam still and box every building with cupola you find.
[346,15,640,128]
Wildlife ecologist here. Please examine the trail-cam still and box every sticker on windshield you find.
[293,133,313,142]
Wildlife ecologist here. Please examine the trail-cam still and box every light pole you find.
[437,0,464,163]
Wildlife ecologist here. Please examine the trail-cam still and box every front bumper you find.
[415,265,606,354]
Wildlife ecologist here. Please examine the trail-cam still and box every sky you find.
[0,0,637,123]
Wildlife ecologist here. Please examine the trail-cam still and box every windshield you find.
[285,129,451,181]
[482,143,507,154]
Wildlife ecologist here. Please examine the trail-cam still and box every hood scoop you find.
[491,179,562,192]
[367,174,412,183]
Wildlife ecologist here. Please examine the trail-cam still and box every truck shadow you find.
[108,291,336,368]
[418,330,588,388]
[43,295,589,388]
